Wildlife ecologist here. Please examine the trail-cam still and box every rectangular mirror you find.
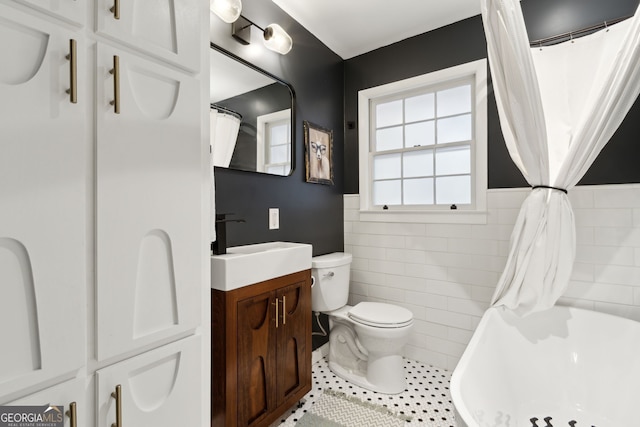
[210,44,295,176]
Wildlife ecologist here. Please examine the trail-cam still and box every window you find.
[257,109,291,175]
[358,59,487,223]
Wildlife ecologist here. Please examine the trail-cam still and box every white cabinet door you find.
[96,335,202,427]
[95,44,202,362]
[3,378,89,427]
[0,4,86,398]
[95,0,200,72]
[9,0,86,27]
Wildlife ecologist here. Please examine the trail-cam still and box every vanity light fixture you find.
[231,15,293,55]
[263,23,293,55]
[210,0,242,24]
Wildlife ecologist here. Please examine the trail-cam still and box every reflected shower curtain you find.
[482,0,640,315]
[209,108,241,241]
[210,108,241,168]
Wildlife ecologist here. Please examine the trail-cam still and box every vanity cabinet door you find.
[212,270,312,427]
[95,43,201,361]
[275,280,311,407]
[236,290,278,427]
[0,4,86,399]
[95,0,200,72]
[96,335,202,427]
[4,377,89,427]
[9,0,86,26]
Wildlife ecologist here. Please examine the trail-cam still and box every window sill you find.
[358,209,488,224]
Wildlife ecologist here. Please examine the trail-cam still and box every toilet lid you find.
[348,302,413,328]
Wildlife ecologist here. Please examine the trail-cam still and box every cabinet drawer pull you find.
[111,384,122,427]
[273,298,279,329]
[109,55,120,114]
[65,39,77,104]
[282,296,286,325]
[65,402,77,427]
[110,0,120,19]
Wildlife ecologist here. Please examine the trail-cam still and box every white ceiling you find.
[272,0,482,59]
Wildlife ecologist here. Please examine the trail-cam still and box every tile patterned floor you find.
[271,356,458,427]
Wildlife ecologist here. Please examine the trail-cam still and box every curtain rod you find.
[529,14,634,47]
[210,103,243,121]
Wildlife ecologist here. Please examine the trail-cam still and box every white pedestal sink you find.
[210,241,313,291]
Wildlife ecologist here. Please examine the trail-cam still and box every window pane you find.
[373,180,401,205]
[376,127,403,151]
[436,175,471,205]
[404,178,434,205]
[376,100,403,128]
[437,84,471,117]
[270,124,289,144]
[373,153,401,180]
[435,145,470,175]
[403,149,433,178]
[405,121,435,147]
[405,93,434,122]
[437,114,472,144]
[270,145,288,163]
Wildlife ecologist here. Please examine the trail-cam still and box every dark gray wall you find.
[521,0,637,41]
[211,0,344,256]
[344,0,640,192]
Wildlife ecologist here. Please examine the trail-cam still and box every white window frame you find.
[358,59,488,224]
[256,108,291,174]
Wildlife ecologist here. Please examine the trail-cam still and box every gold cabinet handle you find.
[111,384,122,427]
[65,402,77,427]
[109,55,120,114]
[65,39,77,104]
[273,298,279,329]
[282,295,286,325]
[110,0,120,20]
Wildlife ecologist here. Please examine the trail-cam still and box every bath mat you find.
[296,389,411,427]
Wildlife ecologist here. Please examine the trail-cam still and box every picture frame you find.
[304,121,334,185]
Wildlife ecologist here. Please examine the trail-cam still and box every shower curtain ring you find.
[570,32,574,43]
[605,21,610,32]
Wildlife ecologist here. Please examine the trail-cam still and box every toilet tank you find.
[311,252,352,312]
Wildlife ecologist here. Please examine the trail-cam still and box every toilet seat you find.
[348,302,413,328]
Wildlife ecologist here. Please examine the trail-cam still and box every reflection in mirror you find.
[210,45,294,176]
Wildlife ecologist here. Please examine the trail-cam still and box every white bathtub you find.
[451,305,640,427]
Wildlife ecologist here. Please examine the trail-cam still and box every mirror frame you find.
[210,42,297,176]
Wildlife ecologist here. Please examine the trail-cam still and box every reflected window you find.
[257,109,291,175]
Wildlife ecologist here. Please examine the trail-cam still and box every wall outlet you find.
[269,208,279,230]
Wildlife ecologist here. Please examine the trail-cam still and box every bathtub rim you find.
[450,304,501,426]
[450,304,640,426]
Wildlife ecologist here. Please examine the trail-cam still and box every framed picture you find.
[304,121,334,185]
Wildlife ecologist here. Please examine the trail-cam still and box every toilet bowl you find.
[311,252,413,394]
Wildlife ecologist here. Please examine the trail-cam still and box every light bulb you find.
[263,24,293,55]
[210,0,242,24]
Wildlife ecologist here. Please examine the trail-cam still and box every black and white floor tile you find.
[271,356,457,427]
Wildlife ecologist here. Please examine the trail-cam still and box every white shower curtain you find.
[209,108,241,241]
[482,0,640,315]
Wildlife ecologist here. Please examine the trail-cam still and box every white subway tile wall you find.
[344,185,640,371]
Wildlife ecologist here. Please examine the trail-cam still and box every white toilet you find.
[311,252,413,394]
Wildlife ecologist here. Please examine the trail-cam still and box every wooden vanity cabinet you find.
[211,270,312,427]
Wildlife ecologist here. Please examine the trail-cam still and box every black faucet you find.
[211,213,245,255]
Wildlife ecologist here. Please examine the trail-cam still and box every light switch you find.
[269,208,279,230]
